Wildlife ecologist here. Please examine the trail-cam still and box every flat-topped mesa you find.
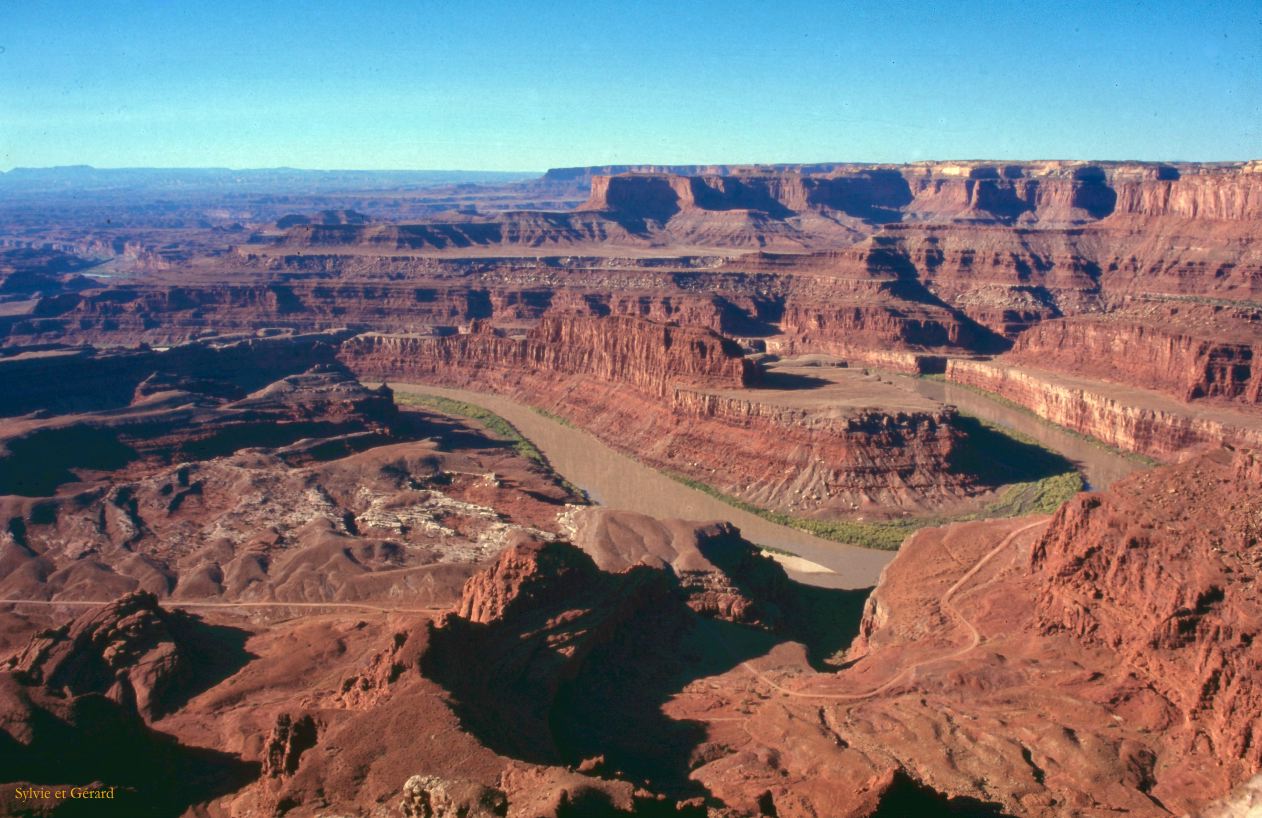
[577,161,1262,226]
[581,170,918,224]
[1031,448,1262,770]
[1110,171,1262,221]
[580,174,694,220]
[527,314,753,390]
[0,331,355,418]
[341,314,754,396]
[902,161,1262,225]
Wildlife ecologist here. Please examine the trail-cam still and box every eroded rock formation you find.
[0,351,579,607]
[567,508,787,626]
[1032,447,1262,769]
[342,314,754,396]
[0,594,255,814]
[340,314,980,518]
[947,358,1262,458]
[3,591,191,721]
[1008,310,1262,405]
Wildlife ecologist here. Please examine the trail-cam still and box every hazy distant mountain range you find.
[0,166,536,195]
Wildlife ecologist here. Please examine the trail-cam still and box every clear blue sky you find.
[2,0,1259,171]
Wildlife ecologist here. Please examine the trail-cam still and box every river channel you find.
[393,383,894,589]
[391,378,1141,591]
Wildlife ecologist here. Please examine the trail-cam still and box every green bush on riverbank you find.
[664,471,919,550]
[531,407,576,428]
[663,408,1087,551]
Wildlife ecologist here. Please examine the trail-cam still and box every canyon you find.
[1,160,1259,816]
[4,160,1260,463]
[337,316,1003,520]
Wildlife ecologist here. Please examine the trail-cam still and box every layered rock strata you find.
[341,314,753,396]
[1008,311,1262,405]
[340,315,975,517]
[6,161,1260,370]
[729,448,1262,816]
[1032,447,1262,772]
[946,358,1262,458]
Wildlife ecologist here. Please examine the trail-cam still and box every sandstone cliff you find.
[341,314,752,397]
[946,358,1262,458]
[1032,447,1262,771]
[340,315,978,518]
[1008,312,1262,405]
[580,162,1262,227]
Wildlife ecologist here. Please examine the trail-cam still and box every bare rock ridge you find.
[571,162,1262,227]
[232,162,1262,259]
[567,508,788,627]
[4,591,191,721]
[0,358,398,497]
[737,448,1261,816]
[946,357,1262,459]
[1008,314,1262,405]
[221,515,798,817]
[1032,447,1262,770]
[0,330,354,418]
[0,592,254,814]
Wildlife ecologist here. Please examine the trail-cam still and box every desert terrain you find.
[1,160,1260,817]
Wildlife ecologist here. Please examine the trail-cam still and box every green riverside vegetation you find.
[531,406,576,428]
[663,468,1084,551]
[663,412,1087,551]
[395,393,547,466]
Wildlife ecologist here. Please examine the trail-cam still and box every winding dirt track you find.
[0,598,446,615]
[738,518,1050,702]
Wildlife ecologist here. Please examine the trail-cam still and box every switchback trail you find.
[736,518,1050,702]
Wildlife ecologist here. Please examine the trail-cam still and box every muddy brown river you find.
[393,383,894,589]
[392,377,1142,590]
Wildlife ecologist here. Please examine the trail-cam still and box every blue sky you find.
[2,1,1258,170]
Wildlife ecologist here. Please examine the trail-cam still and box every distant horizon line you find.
[3,157,1260,175]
